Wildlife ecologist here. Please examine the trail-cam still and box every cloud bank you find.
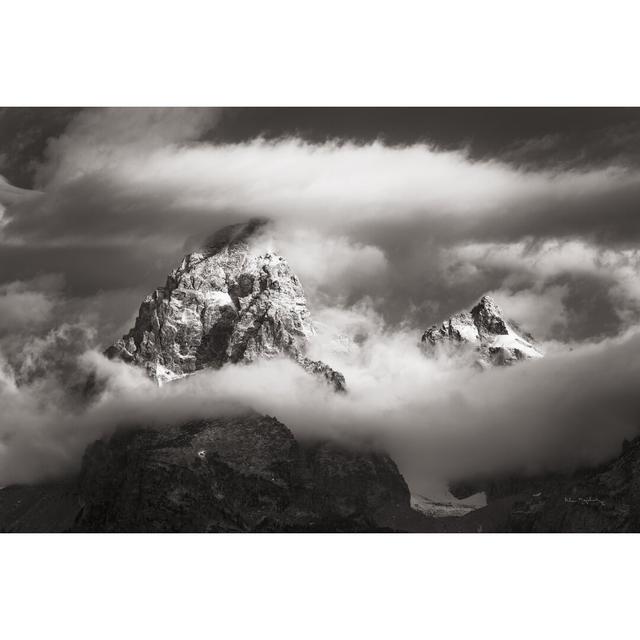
[2,313,640,496]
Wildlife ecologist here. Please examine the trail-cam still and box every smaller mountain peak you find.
[421,293,542,367]
[476,294,499,309]
[471,295,503,318]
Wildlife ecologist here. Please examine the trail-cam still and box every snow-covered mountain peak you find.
[421,295,543,367]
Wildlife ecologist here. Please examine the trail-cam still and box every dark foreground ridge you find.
[434,433,640,533]
[0,413,429,533]
[4,417,640,532]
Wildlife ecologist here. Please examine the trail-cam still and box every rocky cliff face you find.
[500,437,640,533]
[422,295,543,367]
[106,220,345,391]
[441,433,640,532]
[0,413,426,533]
[70,427,640,533]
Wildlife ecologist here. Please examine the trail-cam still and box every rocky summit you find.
[106,220,345,391]
[421,295,543,367]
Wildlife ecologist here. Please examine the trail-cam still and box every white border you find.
[1,533,638,639]
[2,0,640,105]
[2,2,639,638]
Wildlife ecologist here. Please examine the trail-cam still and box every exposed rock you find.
[106,220,345,391]
[71,413,419,533]
[0,482,80,533]
[0,412,428,533]
[441,433,640,532]
[7,417,640,533]
[422,295,543,367]
[501,437,640,533]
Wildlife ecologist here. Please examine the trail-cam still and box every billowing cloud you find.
[484,285,570,341]
[35,107,220,188]
[257,226,389,304]
[2,108,640,495]
[10,139,640,246]
[2,313,640,496]
[4,127,640,341]
[0,274,64,334]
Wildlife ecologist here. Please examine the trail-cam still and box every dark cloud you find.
[210,107,640,169]
[0,108,80,188]
[3,114,640,343]
[500,119,640,171]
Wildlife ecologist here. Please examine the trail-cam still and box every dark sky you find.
[0,108,79,188]
[211,107,640,165]
[4,107,640,188]
[212,107,640,180]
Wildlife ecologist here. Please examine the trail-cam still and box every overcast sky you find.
[2,107,640,490]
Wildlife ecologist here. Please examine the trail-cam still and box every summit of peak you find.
[421,294,543,367]
[474,295,500,311]
[471,295,508,336]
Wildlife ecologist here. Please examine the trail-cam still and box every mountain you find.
[73,413,427,532]
[106,220,345,391]
[421,295,543,367]
[490,435,640,533]
[435,432,640,533]
[2,221,436,532]
[0,413,431,533]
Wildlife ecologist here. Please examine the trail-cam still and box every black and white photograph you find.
[2,2,640,638]
[4,106,640,534]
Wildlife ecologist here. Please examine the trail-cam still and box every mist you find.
[2,307,640,496]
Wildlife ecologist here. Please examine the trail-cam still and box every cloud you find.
[7,137,640,250]
[34,107,220,188]
[258,226,389,304]
[499,120,640,171]
[441,239,640,339]
[0,174,39,207]
[2,312,640,497]
[14,322,96,387]
[484,285,570,341]
[0,274,64,334]
[4,124,640,343]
